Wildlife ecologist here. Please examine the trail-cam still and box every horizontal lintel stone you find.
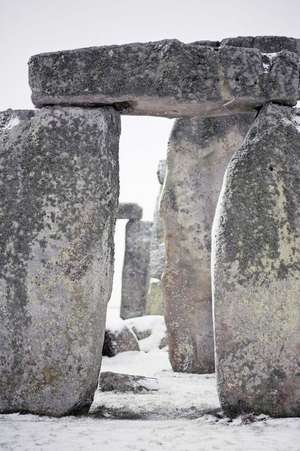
[29,39,299,118]
[117,203,143,220]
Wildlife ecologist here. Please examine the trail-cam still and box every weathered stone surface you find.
[117,203,142,220]
[0,107,120,416]
[221,36,300,97]
[29,40,299,117]
[221,35,299,53]
[161,112,255,373]
[102,320,139,357]
[120,220,152,319]
[99,372,159,393]
[212,103,300,417]
[146,278,164,316]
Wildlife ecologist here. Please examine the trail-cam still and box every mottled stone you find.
[221,36,299,53]
[221,36,300,97]
[146,278,164,316]
[161,112,255,373]
[99,372,159,393]
[212,103,300,417]
[117,203,142,220]
[120,220,153,319]
[29,40,299,117]
[0,107,120,416]
[102,320,139,357]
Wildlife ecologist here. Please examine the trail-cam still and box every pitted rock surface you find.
[120,220,153,319]
[0,107,120,416]
[161,112,255,373]
[221,35,300,53]
[29,40,299,117]
[212,103,300,417]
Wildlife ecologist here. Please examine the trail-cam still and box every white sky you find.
[1,0,300,308]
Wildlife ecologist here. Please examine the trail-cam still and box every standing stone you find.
[161,112,255,373]
[120,220,152,319]
[0,107,120,416]
[146,278,164,316]
[28,40,299,117]
[212,103,300,417]
[146,160,166,315]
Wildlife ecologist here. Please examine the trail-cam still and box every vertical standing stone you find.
[161,113,255,373]
[146,160,166,316]
[0,107,120,416]
[212,104,300,417]
[120,220,152,319]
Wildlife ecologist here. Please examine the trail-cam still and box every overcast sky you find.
[1,0,300,308]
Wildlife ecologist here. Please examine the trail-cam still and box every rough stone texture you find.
[29,40,299,117]
[102,323,140,357]
[161,112,255,373]
[221,36,299,53]
[146,278,164,316]
[120,220,153,319]
[99,372,159,393]
[0,107,120,416]
[221,36,300,97]
[212,103,300,417]
[117,203,142,220]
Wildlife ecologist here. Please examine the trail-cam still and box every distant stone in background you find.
[161,112,255,373]
[117,203,143,220]
[146,278,164,316]
[103,318,140,357]
[125,315,167,352]
[120,220,153,319]
[29,40,299,117]
[0,107,120,416]
[212,104,300,418]
[146,160,166,316]
[99,372,159,393]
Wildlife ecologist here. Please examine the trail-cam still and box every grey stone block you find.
[29,40,299,117]
[99,372,159,393]
[221,35,299,53]
[212,103,300,417]
[102,322,139,357]
[0,107,120,416]
[161,112,255,373]
[120,220,152,319]
[117,203,143,220]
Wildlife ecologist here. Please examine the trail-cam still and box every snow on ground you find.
[2,412,300,451]
[2,320,300,450]
[92,349,219,418]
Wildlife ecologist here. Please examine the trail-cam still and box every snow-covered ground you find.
[92,349,219,418]
[1,315,300,450]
